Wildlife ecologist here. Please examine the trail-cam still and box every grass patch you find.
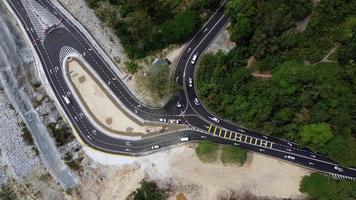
[221,145,247,166]
[195,140,219,163]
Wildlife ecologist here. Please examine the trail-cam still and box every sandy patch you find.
[80,145,310,200]
[67,60,162,134]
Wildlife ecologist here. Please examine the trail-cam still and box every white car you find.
[334,166,344,172]
[159,118,167,123]
[176,102,182,108]
[194,98,200,106]
[188,77,193,87]
[209,116,220,123]
[259,149,265,152]
[284,155,295,160]
[308,162,314,165]
[151,145,160,150]
[191,54,198,64]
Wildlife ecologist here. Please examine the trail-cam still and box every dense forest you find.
[197,0,356,167]
[85,0,221,58]
[300,173,356,199]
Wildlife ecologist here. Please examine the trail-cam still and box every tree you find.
[146,63,171,100]
[300,173,356,200]
[127,179,167,200]
[299,173,329,199]
[299,123,333,150]
[161,10,198,43]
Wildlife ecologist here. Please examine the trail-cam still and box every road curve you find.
[5,0,356,180]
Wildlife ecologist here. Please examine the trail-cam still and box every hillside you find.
[197,0,356,167]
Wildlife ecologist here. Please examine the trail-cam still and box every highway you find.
[5,0,356,180]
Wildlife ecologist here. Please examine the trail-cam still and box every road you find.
[5,0,356,181]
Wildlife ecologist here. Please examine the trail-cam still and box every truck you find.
[180,137,189,142]
[62,95,71,104]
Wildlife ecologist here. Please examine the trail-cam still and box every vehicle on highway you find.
[284,155,295,160]
[180,137,189,142]
[169,119,181,124]
[191,54,198,64]
[308,162,314,165]
[201,135,207,139]
[62,95,71,104]
[188,77,193,87]
[176,102,182,108]
[286,148,292,152]
[334,166,344,172]
[159,118,167,123]
[209,116,220,123]
[194,98,200,106]
[233,143,239,146]
[151,145,160,150]
[238,128,246,133]
[259,149,265,152]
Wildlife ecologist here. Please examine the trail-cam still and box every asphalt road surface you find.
[6,0,356,180]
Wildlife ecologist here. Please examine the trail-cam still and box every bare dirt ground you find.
[206,24,236,54]
[67,59,163,134]
[75,145,310,200]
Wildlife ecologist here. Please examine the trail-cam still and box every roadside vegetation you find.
[300,173,356,199]
[85,0,221,59]
[221,145,247,166]
[195,140,219,163]
[127,179,168,200]
[0,184,15,200]
[197,0,356,167]
[47,122,74,147]
[196,141,247,165]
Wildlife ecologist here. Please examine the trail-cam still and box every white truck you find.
[62,95,71,104]
[180,137,189,142]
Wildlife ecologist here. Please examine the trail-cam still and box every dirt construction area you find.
[77,145,310,200]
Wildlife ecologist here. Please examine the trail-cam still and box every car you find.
[308,162,314,165]
[286,148,292,152]
[201,135,207,139]
[168,119,181,124]
[180,137,189,142]
[159,118,167,123]
[151,145,160,150]
[191,54,198,64]
[194,98,200,106]
[262,136,268,139]
[334,166,344,172]
[238,128,246,133]
[233,143,239,146]
[310,154,316,158]
[259,149,265,152]
[209,116,220,123]
[176,102,182,108]
[284,155,295,160]
[287,142,293,147]
[188,77,193,87]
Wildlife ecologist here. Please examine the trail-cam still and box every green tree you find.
[300,173,356,200]
[299,123,333,150]
[146,63,171,100]
[161,10,198,43]
[127,179,167,200]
